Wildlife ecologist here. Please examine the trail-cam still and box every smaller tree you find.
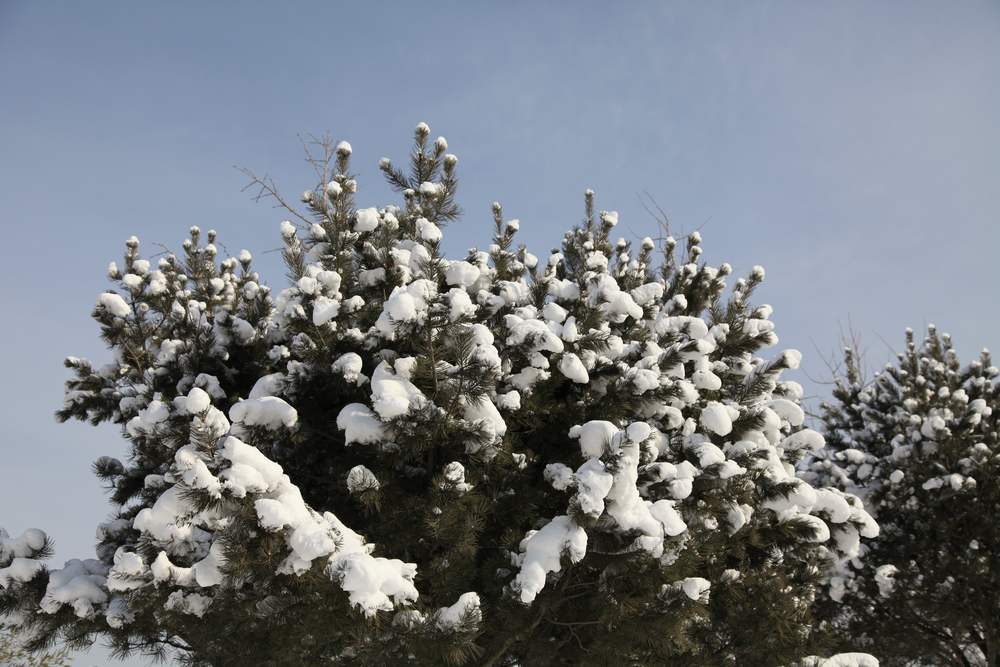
[807,326,1000,666]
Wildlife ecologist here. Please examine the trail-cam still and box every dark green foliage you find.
[812,327,1000,666]
[2,125,875,667]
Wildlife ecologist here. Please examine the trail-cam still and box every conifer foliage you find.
[807,327,1000,666]
[2,124,878,666]
[0,626,70,667]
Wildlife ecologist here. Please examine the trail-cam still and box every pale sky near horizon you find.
[1,2,999,664]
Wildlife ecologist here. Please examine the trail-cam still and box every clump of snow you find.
[248,372,285,399]
[782,349,802,369]
[164,590,213,617]
[461,395,506,451]
[415,217,442,243]
[505,315,564,354]
[337,403,386,446]
[496,390,521,411]
[513,516,587,604]
[185,387,212,414]
[447,288,477,321]
[440,462,473,493]
[332,353,365,385]
[39,559,109,618]
[97,292,131,318]
[700,402,735,436]
[680,577,711,601]
[0,557,44,587]
[330,552,418,617]
[1,528,47,562]
[874,564,898,598]
[781,429,825,452]
[346,466,380,494]
[543,463,575,491]
[568,421,618,458]
[355,208,381,233]
[435,591,482,631]
[801,655,879,667]
[445,261,481,288]
[573,459,613,518]
[371,358,426,420]
[230,396,298,430]
[559,352,590,384]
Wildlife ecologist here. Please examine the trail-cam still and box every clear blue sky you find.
[2,2,998,664]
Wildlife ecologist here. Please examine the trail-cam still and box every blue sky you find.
[1,2,998,663]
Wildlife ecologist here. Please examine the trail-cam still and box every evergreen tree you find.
[803,346,869,494]
[808,327,1000,665]
[2,124,877,666]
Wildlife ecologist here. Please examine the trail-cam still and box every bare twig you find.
[236,166,312,227]
[298,132,337,185]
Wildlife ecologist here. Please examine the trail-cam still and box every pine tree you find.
[802,346,869,494]
[809,327,1000,665]
[2,124,878,666]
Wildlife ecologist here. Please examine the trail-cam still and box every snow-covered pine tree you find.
[804,347,868,496]
[1,123,878,666]
[806,327,1000,666]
